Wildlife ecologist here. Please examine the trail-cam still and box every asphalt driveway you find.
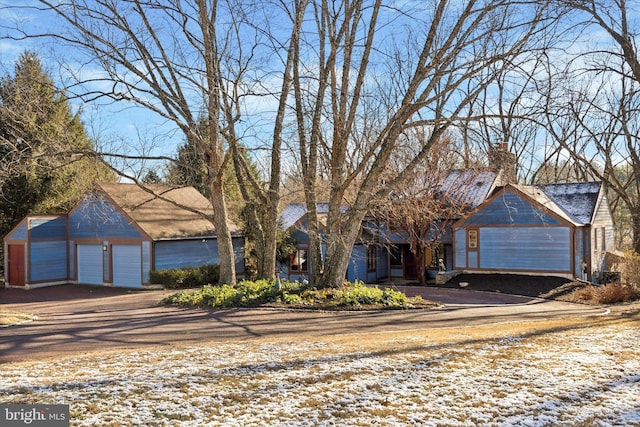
[0,284,608,363]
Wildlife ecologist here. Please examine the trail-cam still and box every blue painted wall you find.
[454,228,466,268]
[30,217,67,240]
[6,222,27,241]
[154,237,245,274]
[347,245,388,283]
[461,192,562,227]
[69,195,142,239]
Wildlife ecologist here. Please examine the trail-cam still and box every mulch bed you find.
[437,273,585,298]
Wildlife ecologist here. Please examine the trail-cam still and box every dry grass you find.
[1,313,639,425]
[553,282,640,305]
[0,310,34,326]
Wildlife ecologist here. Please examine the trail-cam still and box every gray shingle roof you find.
[539,182,601,225]
[440,170,500,209]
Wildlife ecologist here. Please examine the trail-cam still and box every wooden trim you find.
[452,185,578,229]
[461,266,573,275]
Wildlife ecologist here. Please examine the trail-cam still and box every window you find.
[468,229,478,249]
[601,227,606,251]
[290,249,308,272]
[594,228,598,251]
[367,246,377,272]
[390,246,402,267]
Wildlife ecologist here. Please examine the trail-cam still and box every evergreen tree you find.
[0,51,113,236]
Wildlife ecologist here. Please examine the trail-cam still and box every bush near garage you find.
[150,264,220,289]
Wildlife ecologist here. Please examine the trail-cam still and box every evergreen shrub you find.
[150,264,220,289]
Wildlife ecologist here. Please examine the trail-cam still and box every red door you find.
[8,245,26,286]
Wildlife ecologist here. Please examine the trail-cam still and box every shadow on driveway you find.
[0,284,607,363]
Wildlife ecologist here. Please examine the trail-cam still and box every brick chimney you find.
[488,142,517,184]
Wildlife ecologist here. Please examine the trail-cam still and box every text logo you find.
[1,405,69,427]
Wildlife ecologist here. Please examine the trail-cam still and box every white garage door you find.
[112,244,142,288]
[77,244,104,285]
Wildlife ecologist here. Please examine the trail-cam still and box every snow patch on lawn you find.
[1,323,639,426]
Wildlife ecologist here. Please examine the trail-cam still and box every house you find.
[277,203,389,283]
[452,181,614,281]
[278,169,502,283]
[4,183,244,289]
[385,169,503,281]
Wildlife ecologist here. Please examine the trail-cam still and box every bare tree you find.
[375,135,476,285]
[291,0,559,287]
[542,1,640,252]
[3,0,280,284]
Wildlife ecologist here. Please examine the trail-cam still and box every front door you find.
[7,244,25,286]
[403,245,417,279]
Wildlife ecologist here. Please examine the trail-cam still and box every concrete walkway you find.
[0,284,609,363]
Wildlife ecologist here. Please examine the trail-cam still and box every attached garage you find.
[4,216,69,288]
[453,182,613,281]
[5,183,244,289]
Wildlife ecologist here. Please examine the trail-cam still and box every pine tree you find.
[0,51,113,236]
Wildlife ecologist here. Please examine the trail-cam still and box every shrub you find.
[621,250,640,290]
[150,264,220,289]
[573,282,640,304]
[162,279,416,309]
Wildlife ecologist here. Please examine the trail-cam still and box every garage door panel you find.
[112,244,142,288]
[77,244,103,285]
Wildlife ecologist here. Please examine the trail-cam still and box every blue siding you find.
[154,239,221,270]
[376,246,388,281]
[468,251,478,268]
[462,192,562,226]
[347,245,367,282]
[69,195,142,239]
[8,223,27,241]
[454,229,466,268]
[30,217,67,240]
[30,241,67,281]
[479,227,570,271]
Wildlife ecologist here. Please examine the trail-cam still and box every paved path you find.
[0,284,608,363]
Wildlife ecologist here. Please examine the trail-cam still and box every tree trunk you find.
[414,244,427,286]
[317,206,368,288]
[209,179,237,285]
[632,212,640,254]
[261,198,279,280]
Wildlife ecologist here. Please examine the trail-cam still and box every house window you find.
[390,246,402,267]
[290,249,308,273]
[367,246,377,272]
[468,229,478,249]
[594,228,598,251]
[601,227,606,251]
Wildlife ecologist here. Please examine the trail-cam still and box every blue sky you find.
[1,1,637,183]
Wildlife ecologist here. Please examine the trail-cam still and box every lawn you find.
[1,314,639,426]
